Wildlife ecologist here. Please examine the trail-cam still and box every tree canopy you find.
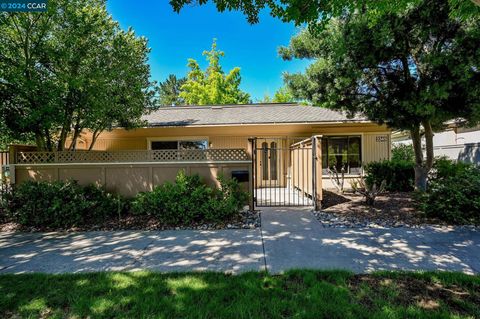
[260,86,295,103]
[280,0,480,190]
[0,0,155,151]
[158,74,187,106]
[179,40,250,105]
[170,0,479,29]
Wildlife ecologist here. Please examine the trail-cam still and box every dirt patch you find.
[321,190,445,226]
[348,274,480,315]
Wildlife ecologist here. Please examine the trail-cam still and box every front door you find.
[256,139,281,188]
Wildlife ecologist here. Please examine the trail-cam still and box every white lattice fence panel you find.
[16,149,249,164]
[17,152,56,164]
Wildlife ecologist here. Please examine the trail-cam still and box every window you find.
[150,140,208,150]
[151,141,178,150]
[321,136,361,174]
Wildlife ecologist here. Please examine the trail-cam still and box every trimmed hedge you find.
[4,181,124,228]
[420,158,480,224]
[131,170,248,225]
[364,160,415,192]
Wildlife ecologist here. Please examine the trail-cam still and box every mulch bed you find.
[319,190,446,227]
[0,210,260,233]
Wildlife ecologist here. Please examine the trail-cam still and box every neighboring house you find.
[10,103,391,209]
[392,122,480,165]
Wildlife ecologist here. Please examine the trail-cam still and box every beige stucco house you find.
[12,103,391,209]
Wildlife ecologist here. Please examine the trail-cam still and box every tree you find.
[272,86,294,103]
[179,40,250,105]
[0,0,155,151]
[170,0,479,28]
[259,86,295,103]
[158,74,186,106]
[280,0,480,190]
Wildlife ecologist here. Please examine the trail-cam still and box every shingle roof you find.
[142,103,367,127]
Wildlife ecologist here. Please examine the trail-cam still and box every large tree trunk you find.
[410,121,435,191]
[411,125,427,191]
[34,131,46,151]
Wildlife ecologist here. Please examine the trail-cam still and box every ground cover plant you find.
[0,270,478,318]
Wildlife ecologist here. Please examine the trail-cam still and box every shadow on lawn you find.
[0,270,479,318]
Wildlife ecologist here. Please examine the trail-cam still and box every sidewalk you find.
[1,209,479,274]
[0,230,264,273]
[261,207,480,274]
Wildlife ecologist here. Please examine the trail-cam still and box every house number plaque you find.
[376,136,388,142]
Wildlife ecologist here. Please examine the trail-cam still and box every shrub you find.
[207,174,249,221]
[391,144,415,163]
[5,180,124,228]
[131,171,213,225]
[131,170,248,225]
[364,160,415,192]
[420,158,480,224]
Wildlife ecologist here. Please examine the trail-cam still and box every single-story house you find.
[11,103,391,209]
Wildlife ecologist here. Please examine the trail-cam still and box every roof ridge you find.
[151,102,300,111]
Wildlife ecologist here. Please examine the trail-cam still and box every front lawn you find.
[1,270,479,318]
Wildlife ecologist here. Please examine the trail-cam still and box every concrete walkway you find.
[0,230,264,273]
[0,209,479,274]
[261,207,480,274]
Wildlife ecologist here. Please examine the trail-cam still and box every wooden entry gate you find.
[251,137,321,210]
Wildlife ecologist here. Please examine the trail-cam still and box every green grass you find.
[0,270,479,318]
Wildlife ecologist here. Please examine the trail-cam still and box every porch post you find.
[312,136,318,211]
[312,135,323,211]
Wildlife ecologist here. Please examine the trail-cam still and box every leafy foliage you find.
[0,0,155,151]
[170,0,479,28]
[0,120,33,150]
[280,0,480,190]
[131,170,248,225]
[260,86,295,103]
[391,144,415,163]
[158,74,187,106]
[4,181,124,228]
[179,40,250,105]
[365,160,415,192]
[420,158,480,224]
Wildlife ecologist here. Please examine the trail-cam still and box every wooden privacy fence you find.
[290,136,322,209]
[11,149,253,207]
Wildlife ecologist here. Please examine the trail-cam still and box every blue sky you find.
[106,0,310,101]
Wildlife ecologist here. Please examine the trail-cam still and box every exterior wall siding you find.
[362,133,391,163]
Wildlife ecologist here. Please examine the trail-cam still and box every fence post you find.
[247,138,255,211]
[312,136,318,211]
